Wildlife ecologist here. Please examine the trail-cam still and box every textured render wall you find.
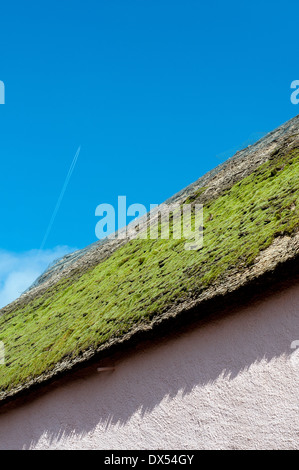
[0,283,298,450]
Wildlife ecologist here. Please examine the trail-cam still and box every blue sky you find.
[0,0,299,306]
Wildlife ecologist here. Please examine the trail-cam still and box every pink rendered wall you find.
[0,282,298,450]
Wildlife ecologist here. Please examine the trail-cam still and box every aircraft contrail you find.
[40,146,81,250]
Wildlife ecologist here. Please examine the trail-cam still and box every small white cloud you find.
[0,246,75,309]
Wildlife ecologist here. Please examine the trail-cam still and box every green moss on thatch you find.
[0,149,298,393]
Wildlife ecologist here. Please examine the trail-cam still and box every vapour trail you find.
[40,146,81,250]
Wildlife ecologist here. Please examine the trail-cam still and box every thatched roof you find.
[0,115,298,405]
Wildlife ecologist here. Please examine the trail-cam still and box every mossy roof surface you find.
[0,146,298,398]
